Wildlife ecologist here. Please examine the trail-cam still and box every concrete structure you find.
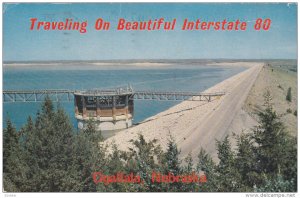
[74,87,134,131]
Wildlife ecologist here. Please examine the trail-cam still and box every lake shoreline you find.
[3,60,259,69]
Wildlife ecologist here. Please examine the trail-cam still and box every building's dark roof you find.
[74,86,133,96]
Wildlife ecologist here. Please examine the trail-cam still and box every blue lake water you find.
[3,64,245,130]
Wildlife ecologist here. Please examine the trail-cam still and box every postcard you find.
[2,3,298,195]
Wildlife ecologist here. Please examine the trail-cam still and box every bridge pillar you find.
[74,96,79,115]
[125,95,129,128]
[125,95,129,117]
[96,97,101,118]
[112,96,116,121]
[82,96,87,118]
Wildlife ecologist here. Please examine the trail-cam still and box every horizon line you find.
[3,58,297,63]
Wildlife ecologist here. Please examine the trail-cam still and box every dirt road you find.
[178,64,263,161]
[104,62,263,162]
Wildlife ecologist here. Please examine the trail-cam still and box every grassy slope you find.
[244,64,297,136]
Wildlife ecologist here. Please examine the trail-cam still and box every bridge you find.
[3,89,225,103]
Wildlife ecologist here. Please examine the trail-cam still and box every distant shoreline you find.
[3,62,172,67]
[2,60,268,69]
[3,59,295,66]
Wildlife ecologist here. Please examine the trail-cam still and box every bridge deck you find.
[3,89,225,103]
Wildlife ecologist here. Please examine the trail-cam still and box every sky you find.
[3,3,298,61]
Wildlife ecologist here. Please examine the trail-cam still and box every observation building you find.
[74,86,134,131]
